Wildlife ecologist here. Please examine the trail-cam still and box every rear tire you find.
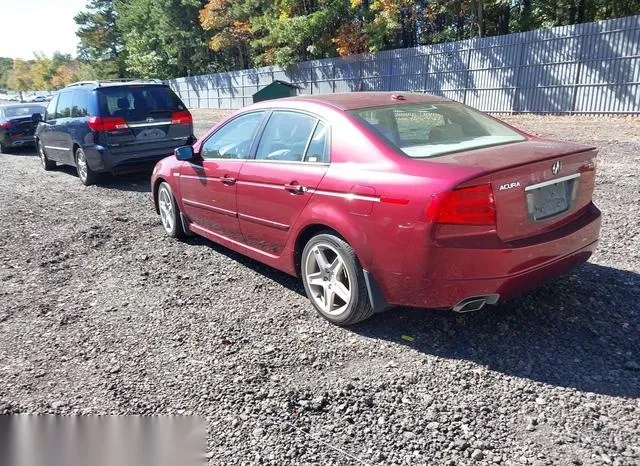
[37,140,55,170]
[301,232,374,325]
[157,182,185,238]
[0,143,9,154]
[75,147,96,186]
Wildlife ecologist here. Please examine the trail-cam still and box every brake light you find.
[426,184,496,226]
[171,111,192,125]
[87,116,128,132]
[1,121,12,129]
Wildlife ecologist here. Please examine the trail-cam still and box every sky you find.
[0,0,87,59]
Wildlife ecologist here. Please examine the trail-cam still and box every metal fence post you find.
[570,32,587,115]
[462,45,473,105]
[422,52,430,93]
[511,39,524,114]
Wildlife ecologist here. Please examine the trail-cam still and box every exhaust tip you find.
[453,294,500,313]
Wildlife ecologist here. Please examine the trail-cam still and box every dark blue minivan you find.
[35,79,193,185]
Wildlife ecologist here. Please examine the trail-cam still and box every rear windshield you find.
[3,106,45,118]
[349,103,526,158]
[97,85,186,120]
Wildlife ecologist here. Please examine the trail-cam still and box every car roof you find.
[276,92,451,111]
[63,80,168,90]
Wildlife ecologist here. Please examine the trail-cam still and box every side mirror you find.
[175,145,194,161]
[32,113,42,123]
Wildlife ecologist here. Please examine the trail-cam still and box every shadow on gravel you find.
[351,263,640,398]
[1,147,37,157]
[173,232,640,398]
[98,171,153,193]
[54,165,153,193]
[184,236,305,294]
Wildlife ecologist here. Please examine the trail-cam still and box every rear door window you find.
[97,86,186,122]
[304,121,329,162]
[71,90,89,118]
[255,111,317,162]
[55,92,73,119]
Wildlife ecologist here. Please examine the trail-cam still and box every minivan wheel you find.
[157,182,184,238]
[75,147,96,186]
[301,232,374,325]
[0,143,9,154]
[38,140,55,170]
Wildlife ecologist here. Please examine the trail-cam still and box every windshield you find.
[3,106,45,118]
[97,85,186,121]
[349,103,526,158]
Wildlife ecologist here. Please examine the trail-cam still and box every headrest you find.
[117,97,130,110]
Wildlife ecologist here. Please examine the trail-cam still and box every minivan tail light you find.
[87,116,128,132]
[1,121,12,129]
[426,184,496,226]
[171,111,192,125]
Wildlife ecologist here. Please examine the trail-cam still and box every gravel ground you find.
[0,112,639,466]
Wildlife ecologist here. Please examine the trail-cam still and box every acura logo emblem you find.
[552,160,561,175]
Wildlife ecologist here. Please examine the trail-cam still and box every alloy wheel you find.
[158,185,175,234]
[304,243,352,316]
[76,150,88,182]
[38,141,46,167]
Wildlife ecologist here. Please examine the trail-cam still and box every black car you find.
[35,79,194,185]
[0,104,46,153]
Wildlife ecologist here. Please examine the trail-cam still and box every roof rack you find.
[65,78,165,88]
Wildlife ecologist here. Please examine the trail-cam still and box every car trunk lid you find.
[3,115,39,139]
[429,139,598,242]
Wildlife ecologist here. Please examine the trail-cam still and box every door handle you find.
[284,183,308,194]
[220,175,236,185]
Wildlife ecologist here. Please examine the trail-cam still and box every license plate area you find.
[525,174,580,222]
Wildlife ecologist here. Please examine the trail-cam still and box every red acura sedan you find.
[151,92,601,325]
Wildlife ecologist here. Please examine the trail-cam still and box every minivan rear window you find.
[97,85,186,121]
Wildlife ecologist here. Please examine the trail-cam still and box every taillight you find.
[87,116,128,132]
[426,184,496,226]
[1,121,12,129]
[171,111,192,125]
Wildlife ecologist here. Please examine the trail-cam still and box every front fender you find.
[151,157,183,213]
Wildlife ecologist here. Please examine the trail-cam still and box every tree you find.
[6,60,34,100]
[117,0,213,78]
[199,0,261,70]
[251,0,348,68]
[0,57,13,89]
[75,0,126,77]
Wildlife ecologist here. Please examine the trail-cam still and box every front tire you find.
[301,232,374,325]
[75,147,96,186]
[157,182,184,238]
[38,140,55,170]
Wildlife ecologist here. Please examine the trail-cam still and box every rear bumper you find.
[1,134,35,147]
[83,145,173,174]
[376,203,601,309]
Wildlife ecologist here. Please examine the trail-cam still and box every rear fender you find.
[288,201,373,273]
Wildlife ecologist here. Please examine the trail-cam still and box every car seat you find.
[428,123,465,143]
[112,97,131,118]
[371,123,400,145]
